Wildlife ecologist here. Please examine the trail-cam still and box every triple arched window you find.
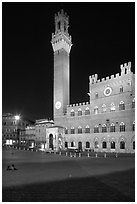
[110,103,116,111]
[120,122,125,132]
[85,125,90,133]
[110,123,115,132]
[102,124,107,133]
[119,101,125,110]
[78,108,82,116]
[94,125,99,133]
[70,109,75,117]
[85,107,90,115]
[71,127,75,134]
[78,126,82,134]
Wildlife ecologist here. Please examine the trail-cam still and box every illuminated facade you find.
[50,10,135,153]
[2,113,29,146]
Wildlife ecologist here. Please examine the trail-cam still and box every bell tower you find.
[51,9,72,119]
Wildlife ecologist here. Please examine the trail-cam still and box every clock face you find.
[104,87,112,96]
[55,101,61,109]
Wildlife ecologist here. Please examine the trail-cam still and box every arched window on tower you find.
[94,106,98,115]
[85,125,90,133]
[78,108,82,116]
[110,103,116,112]
[119,101,125,110]
[70,109,75,117]
[102,124,107,133]
[102,104,106,112]
[78,126,82,134]
[120,122,125,132]
[94,125,99,133]
[85,107,90,115]
[110,123,115,132]
[132,98,135,108]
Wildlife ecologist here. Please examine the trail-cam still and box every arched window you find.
[102,124,107,133]
[110,123,115,132]
[65,141,68,148]
[70,109,75,117]
[133,121,135,131]
[120,141,125,149]
[120,85,123,93]
[71,127,75,134]
[133,141,135,150]
[94,141,99,148]
[94,106,98,115]
[119,101,125,110]
[94,125,99,133]
[120,122,125,132]
[78,141,82,150]
[102,141,107,148]
[78,108,82,116]
[102,104,106,112]
[132,98,135,108]
[71,141,75,147]
[86,141,90,148]
[65,128,68,134]
[85,125,90,133]
[111,141,115,149]
[110,103,116,111]
[85,107,90,115]
[78,126,82,134]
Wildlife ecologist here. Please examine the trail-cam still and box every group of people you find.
[7,164,17,171]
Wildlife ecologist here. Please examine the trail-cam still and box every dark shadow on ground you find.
[3,168,134,202]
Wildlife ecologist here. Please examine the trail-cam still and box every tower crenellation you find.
[89,62,132,86]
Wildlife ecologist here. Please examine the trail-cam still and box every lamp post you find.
[15,115,20,147]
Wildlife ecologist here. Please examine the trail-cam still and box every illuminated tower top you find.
[51,9,72,54]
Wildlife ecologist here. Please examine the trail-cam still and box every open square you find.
[2,148,135,202]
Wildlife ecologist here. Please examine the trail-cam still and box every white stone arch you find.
[118,136,127,143]
[120,101,125,104]
[85,125,90,128]
[78,108,82,111]
[101,136,107,142]
[85,107,89,110]
[71,109,74,112]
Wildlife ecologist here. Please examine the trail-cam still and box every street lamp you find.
[15,115,20,146]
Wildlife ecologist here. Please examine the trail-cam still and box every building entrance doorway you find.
[49,134,54,150]
[78,141,82,151]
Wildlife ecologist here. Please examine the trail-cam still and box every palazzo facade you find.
[49,9,135,153]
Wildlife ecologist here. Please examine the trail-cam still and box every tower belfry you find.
[51,9,72,119]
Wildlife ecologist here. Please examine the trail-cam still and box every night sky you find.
[2,2,135,121]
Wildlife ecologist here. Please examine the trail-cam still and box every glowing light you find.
[15,115,20,120]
